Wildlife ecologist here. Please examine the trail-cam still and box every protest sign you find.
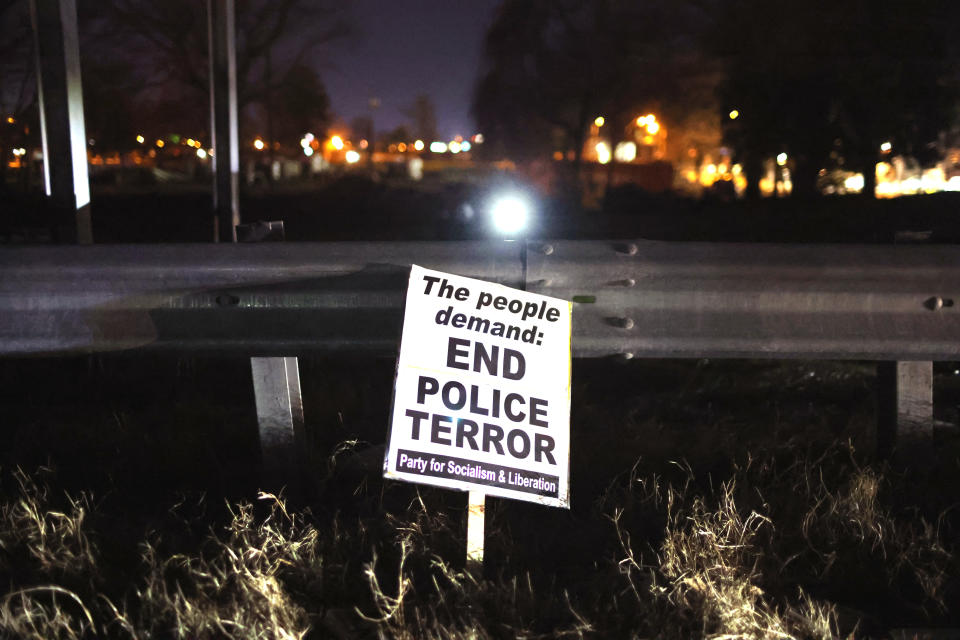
[384,265,572,508]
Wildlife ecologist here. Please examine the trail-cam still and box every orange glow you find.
[331,135,344,150]
[155,139,165,148]
[553,151,564,161]
[398,143,407,152]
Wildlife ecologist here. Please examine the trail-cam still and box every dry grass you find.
[0,431,956,640]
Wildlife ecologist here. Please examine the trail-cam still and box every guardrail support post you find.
[29,0,92,243]
[877,361,933,459]
[251,356,306,477]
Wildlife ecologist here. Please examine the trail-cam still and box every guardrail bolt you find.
[923,296,953,311]
[608,317,635,329]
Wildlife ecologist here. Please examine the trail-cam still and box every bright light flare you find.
[155,139,165,148]
[614,141,636,163]
[136,135,144,144]
[196,148,207,159]
[776,152,788,166]
[729,109,739,120]
[646,121,660,135]
[460,141,471,152]
[449,141,462,154]
[490,194,531,235]
[331,135,344,150]
[596,142,611,165]
[304,146,315,157]
[430,141,447,153]
[253,139,265,150]
[880,141,892,153]
[345,150,360,163]
[414,139,425,151]
[594,116,605,127]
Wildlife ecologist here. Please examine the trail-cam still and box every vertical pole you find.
[30,0,92,244]
[208,0,239,243]
[250,356,306,477]
[466,490,486,573]
[208,1,303,479]
[877,361,933,460]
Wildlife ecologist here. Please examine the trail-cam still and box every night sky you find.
[322,0,501,141]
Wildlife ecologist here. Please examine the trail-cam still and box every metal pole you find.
[29,0,92,244]
[208,0,239,243]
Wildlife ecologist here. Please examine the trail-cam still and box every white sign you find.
[384,265,572,508]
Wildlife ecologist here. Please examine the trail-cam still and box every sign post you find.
[385,265,572,570]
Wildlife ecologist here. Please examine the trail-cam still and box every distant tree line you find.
[473,0,960,199]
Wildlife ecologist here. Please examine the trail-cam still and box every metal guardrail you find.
[2,240,959,361]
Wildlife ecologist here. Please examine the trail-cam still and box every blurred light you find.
[614,141,637,163]
[359,139,369,149]
[156,140,165,148]
[331,135,344,150]
[398,142,407,152]
[732,164,742,175]
[430,141,447,153]
[170,134,181,144]
[776,152,788,166]
[449,141,462,154]
[844,174,865,192]
[345,150,360,163]
[490,194,531,235]
[303,146,315,157]
[253,139,265,150]
[553,151,564,161]
[136,135,144,144]
[193,140,202,148]
[880,141,892,153]
[300,137,310,148]
[706,163,717,174]
[595,142,611,165]
[196,148,207,159]
[646,121,660,135]
[473,133,484,144]
[6,117,13,124]
[729,109,739,120]
[186,138,195,147]
[414,139,425,151]
[594,116,605,127]
[460,141,471,152]
[304,133,315,143]
[636,116,649,127]
[88,138,95,146]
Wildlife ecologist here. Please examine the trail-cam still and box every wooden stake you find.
[466,490,485,571]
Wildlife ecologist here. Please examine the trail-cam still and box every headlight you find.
[489,194,531,235]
